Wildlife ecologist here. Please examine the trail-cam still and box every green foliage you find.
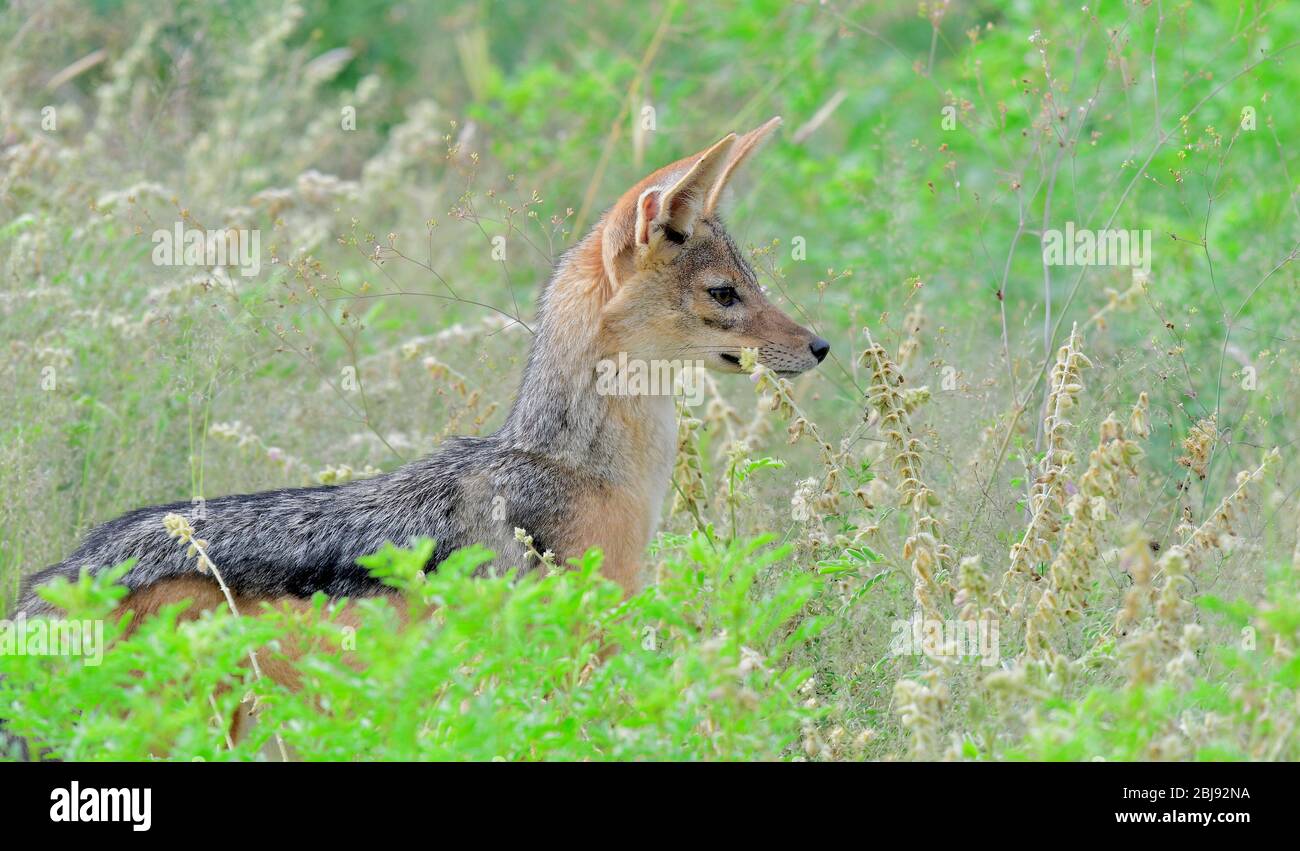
[1,537,823,761]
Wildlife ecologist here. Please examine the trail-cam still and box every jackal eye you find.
[707,286,740,307]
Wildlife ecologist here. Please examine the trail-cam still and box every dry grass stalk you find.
[859,331,947,622]
[1178,448,1279,561]
[1024,398,1147,659]
[670,402,708,519]
[893,670,950,760]
[897,302,925,375]
[1112,449,1279,689]
[1177,415,1219,480]
[1001,324,1091,603]
[161,512,291,761]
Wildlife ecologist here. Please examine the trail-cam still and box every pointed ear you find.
[704,115,782,214]
[633,133,736,248]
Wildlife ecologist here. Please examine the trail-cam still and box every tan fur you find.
[113,577,404,748]
[566,487,652,595]
[114,576,388,636]
[117,579,390,694]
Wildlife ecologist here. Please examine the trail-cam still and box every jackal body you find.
[17,117,827,616]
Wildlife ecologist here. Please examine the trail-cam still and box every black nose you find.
[809,337,830,363]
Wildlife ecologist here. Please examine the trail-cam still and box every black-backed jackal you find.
[18,117,829,625]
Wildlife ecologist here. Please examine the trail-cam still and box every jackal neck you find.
[500,229,677,484]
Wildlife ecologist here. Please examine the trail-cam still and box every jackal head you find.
[594,117,829,378]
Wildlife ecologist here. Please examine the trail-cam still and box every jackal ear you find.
[633,132,737,248]
[704,115,782,214]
